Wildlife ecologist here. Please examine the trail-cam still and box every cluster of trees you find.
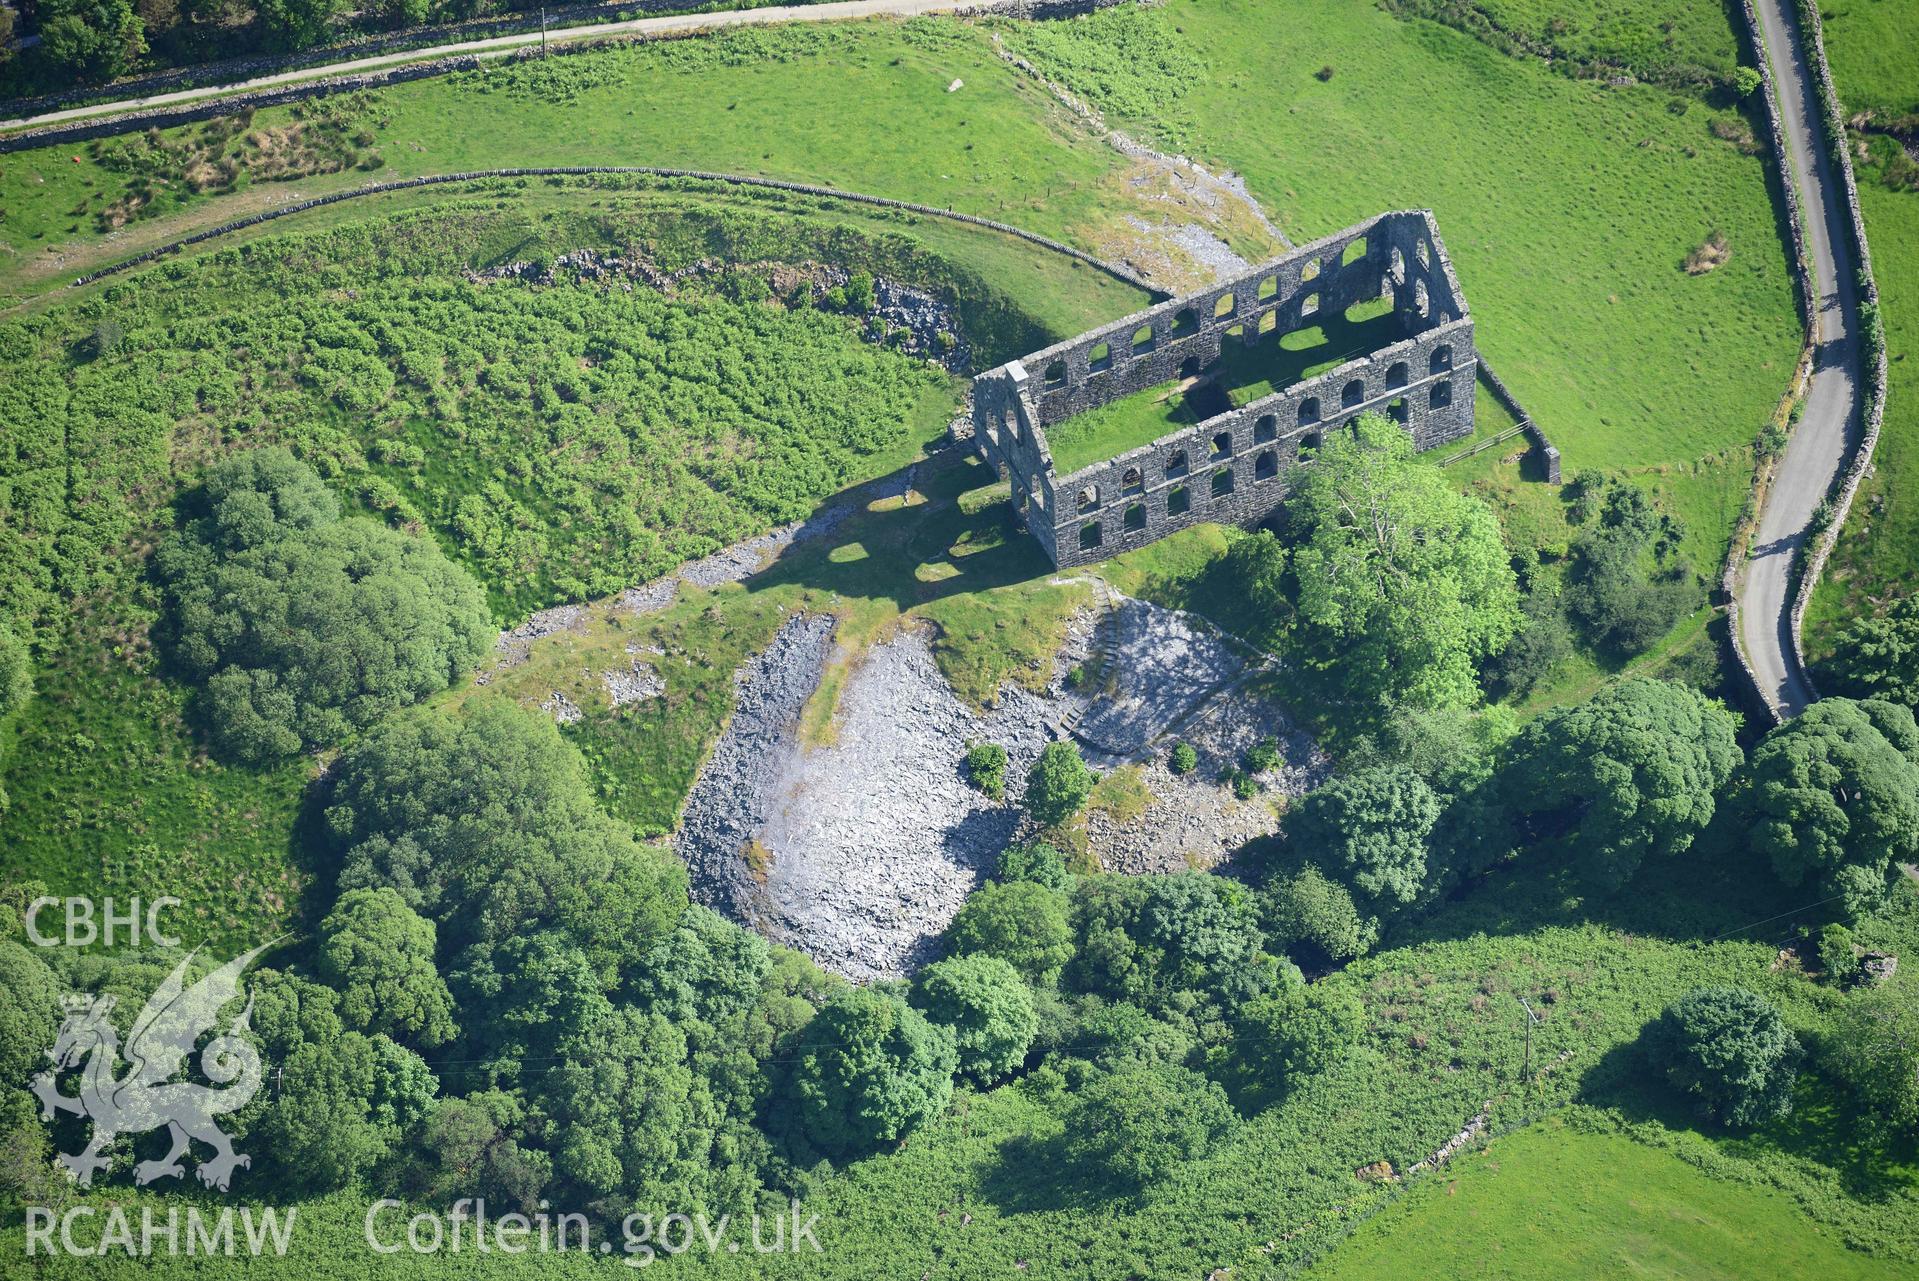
[157,448,494,763]
[925,839,1368,1192]
[1,696,770,1213]
[1220,455,1693,710]
[1493,473,1696,697]
[1271,678,1919,955]
[1820,595,1919,709]
[0,698,1368,1210]
[0,216,1079,1208]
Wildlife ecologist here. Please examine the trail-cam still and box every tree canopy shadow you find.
[977,1126,1142,1215]
[1390,810,1839,956]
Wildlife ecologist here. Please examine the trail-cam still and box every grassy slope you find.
[1802,0,1919,652]
[1411,0,1743,78]
[0,21,1142,304]
[1002,0,1799,583]
[1818,0,1919,116]
[0,194,1137,949]
[1311,1116,1904,1280]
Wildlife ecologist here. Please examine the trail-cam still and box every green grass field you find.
[3,7,1800,471]
[1819,0,1919,116]
[1003,1,1798,469]
[0,21,1167,304]
[1803,1,1918,654]
[1385,0,1744,83]
[1312,1117,1906,1280]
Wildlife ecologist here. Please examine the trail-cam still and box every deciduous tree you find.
[1646,987,1801,1128]
[1239,980,1364,1089]
[1500,679,1741,889]
[1826,984,1919,1136]
[1821,596,1919,710]
[912,954,1037,1083]
[1286,767,1441,916]
[1258,866,1376,968]
[1735,697,1919,923]
[1562,479,1692,656]
[1025,741,1096,827]
[315,887,458,1048]
[947,880,1074,985]
[1285,413,1520,709]
[1065,1062,1236,1191]
[789,988,956,1158]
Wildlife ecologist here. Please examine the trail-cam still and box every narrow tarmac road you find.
[1738,0,1862,720]
[1,0,972,133]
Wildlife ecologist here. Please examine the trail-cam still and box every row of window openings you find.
[1041,239,1436,386]
[1077,469,1242,548]
[1047,326,1452,395]
[1075,445,1281,528]
[1067,376,1451,512]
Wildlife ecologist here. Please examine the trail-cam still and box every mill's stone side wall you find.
[969,210,1478,568]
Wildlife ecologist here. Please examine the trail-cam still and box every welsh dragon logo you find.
[32,942,275,1191]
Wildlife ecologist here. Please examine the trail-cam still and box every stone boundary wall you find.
[0,0,701,121]
[1780,0,1888,703]
[0,0,1134,152]
[69,166,1158,291]
[1476,358,1560,483]
[1,53,495,155]
[970,210,1478,568]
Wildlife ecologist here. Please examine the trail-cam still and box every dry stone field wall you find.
[968,209,1477,568]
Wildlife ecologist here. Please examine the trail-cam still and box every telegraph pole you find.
[1516,996,1540,1096]
[540,6,548,56]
